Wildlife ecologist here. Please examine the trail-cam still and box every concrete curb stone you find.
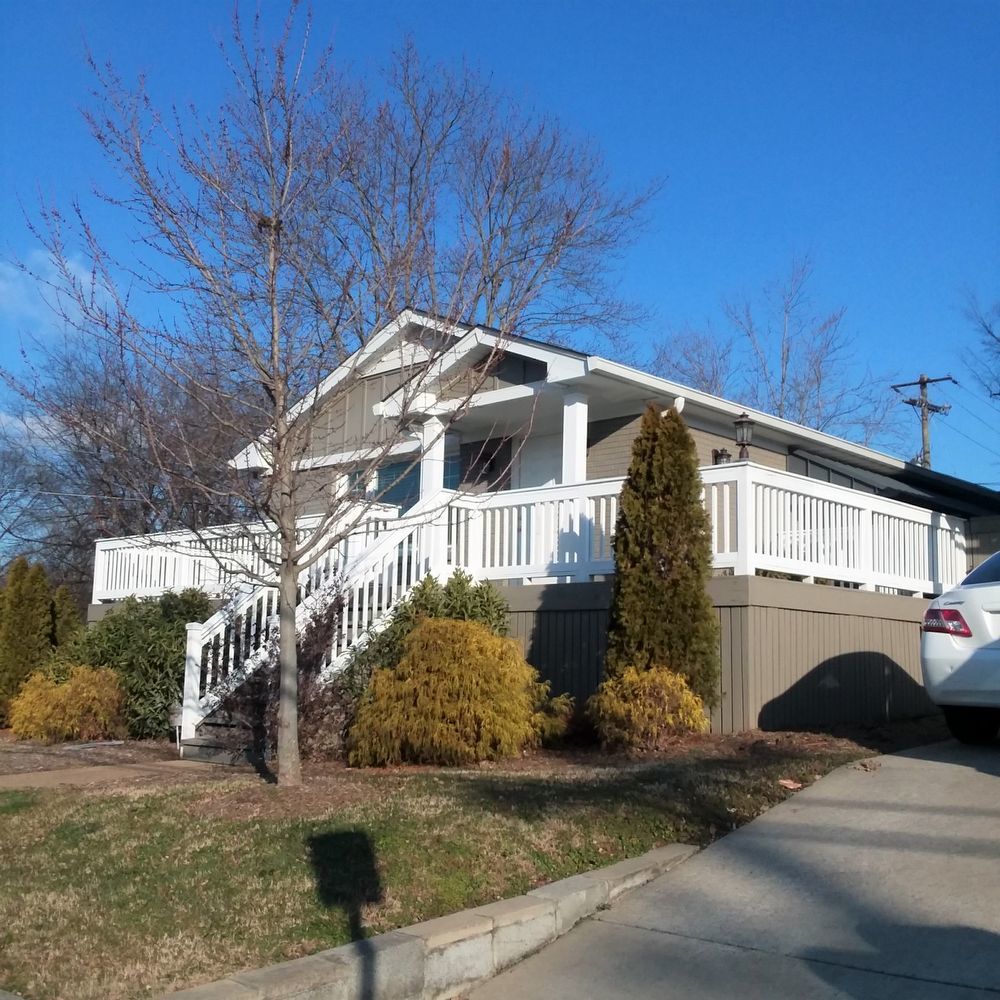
[161,844,698,1000]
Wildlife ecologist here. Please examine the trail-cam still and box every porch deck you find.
[92,461,970,606]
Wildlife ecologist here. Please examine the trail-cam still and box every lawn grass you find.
[0,732,913,1000]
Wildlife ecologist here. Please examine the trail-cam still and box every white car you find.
[921,551,1000,744]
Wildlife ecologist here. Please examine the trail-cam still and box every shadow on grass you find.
[307,829,383,1000]
[447,743,849,839]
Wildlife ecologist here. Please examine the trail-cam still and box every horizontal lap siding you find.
[586,413,788,481]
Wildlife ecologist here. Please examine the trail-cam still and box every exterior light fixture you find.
[734,412,754,460]
[712,448,732,465]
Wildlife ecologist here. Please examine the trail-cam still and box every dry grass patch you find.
[0,718,947,1000]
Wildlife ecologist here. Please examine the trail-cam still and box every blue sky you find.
[1,0,997,482]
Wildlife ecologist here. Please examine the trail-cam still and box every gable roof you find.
[232,308,1000,511]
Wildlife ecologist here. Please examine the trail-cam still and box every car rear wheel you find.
[942,706,1000,745]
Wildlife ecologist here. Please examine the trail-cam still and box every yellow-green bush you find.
[348,618,571,766]
[9,666,126,743]
[587,665,708,751]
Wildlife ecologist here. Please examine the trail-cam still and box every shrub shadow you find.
[449,744,842,834]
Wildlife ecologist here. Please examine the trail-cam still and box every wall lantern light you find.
[712,447,732,465]
[734,412,754,460]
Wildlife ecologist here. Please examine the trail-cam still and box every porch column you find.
[561,390,589,484]
[419,416,446,501]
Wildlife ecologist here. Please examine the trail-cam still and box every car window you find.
[962,551,1000,586]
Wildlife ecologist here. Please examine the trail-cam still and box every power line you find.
[891,374,955,469]
[941,391,997,436]
[935,419,1000,463]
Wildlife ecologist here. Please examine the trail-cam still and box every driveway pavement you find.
[471,742,1000,999]
[0,759,222,789]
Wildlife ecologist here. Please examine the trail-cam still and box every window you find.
[345,468,368,497]
[376,460,420,510]
[963,551,1000,586]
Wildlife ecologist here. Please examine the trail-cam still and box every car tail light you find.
[922,607,972,637]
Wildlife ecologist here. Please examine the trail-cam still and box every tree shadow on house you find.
[306,829,383,1000]
[757,651,945,753]
[514,579,611,708]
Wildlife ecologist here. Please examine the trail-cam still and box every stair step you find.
[180,737,264,768]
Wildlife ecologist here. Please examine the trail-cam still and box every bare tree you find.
[651,320,735,398]
[654,256,895,445]
[966,292,1000,398]
[2,9,652,784]
[0,340,246,601]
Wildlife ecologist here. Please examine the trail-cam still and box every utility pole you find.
[891,374,955,469]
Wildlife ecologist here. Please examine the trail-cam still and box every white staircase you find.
[179,491,456,741]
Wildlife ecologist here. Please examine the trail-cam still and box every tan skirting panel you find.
[500,576,934,734]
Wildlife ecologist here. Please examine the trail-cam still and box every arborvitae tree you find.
[604,405,720,705]
[51,586,82,647]
[0,557,55,721]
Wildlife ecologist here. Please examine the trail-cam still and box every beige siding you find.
[304,371,408,459]
[586,413,788,480]
[502,576,934,734]
[970,515,1000,568]
[438,354,547,401]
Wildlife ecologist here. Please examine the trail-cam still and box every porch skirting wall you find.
[500,576,936,734]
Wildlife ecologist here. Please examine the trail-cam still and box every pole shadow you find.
[307,829,383,1000]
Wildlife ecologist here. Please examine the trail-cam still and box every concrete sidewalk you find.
[471,742,1000,999]
[0,759,221,789]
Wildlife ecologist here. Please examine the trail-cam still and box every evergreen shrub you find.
[605,405,720,704]
[9,666,125,743]
[588,665,708,750]
[348,617,571,766]
[66,589,213,738]
[344,570,510,696]
[0,557,58,722]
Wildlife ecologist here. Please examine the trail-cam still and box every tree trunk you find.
[276,549,302,786]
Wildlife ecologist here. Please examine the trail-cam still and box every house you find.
[89,310,1000,744]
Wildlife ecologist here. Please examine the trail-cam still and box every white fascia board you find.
[294,437,421,471]
[230,441,269,471]
[478,331,588,380]
[230,309,429,469]
[584,356,911,475]
[374,327,485,413]
[373,392,439,419]
[430,381,553,415]
[285,309,425,421]
[378,328,589,414]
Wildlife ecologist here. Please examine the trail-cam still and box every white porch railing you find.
[179,492,452,738]
[101,463,970,740]
[445,479,621,582]
[91,505,399,603]
[700,463,969,595]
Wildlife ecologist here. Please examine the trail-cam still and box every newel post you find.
[858,507,876,592]
[180,622,203,741]
[734,463,757,577]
